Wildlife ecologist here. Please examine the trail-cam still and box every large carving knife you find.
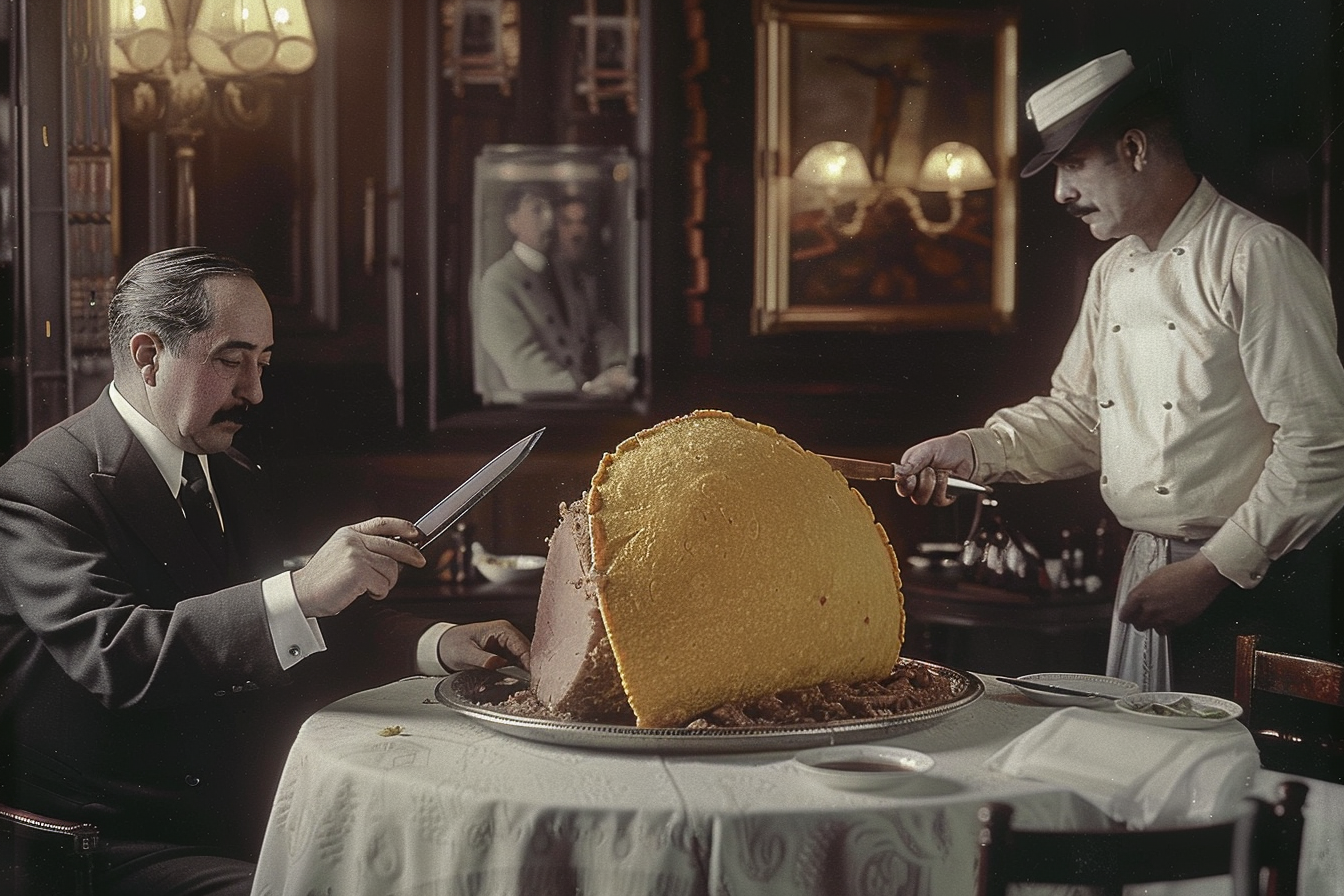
[407,428,546,549]
[817,454,992,494]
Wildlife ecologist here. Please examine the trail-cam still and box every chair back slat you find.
[1256,650,1344,706]
[976,780,1308,896]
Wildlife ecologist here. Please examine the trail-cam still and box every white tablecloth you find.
[249,675,1343,896]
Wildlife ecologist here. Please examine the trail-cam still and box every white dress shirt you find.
[963,179,1344,589]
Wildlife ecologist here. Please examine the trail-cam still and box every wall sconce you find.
[109,0,316,245]
[794,139,995,238]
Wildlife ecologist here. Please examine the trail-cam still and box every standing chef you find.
[894,49,1344,698]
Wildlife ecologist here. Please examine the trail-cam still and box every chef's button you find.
[214,689,227,697]
[1111,324,1121,333]
[1250,571,1263,581]
[1166,321,1177,330]
[1162,401,1173,410]
[1154,485,1171,495]
[1100,475,1109,485]
[288,645,301,657]
[1099,399,1115,408]
[185,775,201,787]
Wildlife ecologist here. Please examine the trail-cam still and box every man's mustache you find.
[212,406,251,426]
[1066,202,1098,218]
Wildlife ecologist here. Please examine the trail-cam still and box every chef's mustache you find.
[212,406,251,426]
[1066,202,1099,218]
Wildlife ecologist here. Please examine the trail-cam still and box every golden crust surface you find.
[587,409,905,728]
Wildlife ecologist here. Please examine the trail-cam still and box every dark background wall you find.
[14,0,1336,566]
[244,0,1340,565]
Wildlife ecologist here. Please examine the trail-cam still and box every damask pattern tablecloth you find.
[249,676,1341,896]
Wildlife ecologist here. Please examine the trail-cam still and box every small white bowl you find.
[472,553,546,584]
[793,745,934,791]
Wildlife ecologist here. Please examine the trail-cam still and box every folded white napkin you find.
[985,707,1260,828]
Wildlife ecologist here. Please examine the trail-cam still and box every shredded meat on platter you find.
[491,660,963,729]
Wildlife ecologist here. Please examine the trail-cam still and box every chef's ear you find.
[131,332,163,386]
[1122,128,1148,171]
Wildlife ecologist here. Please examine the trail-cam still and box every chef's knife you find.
[994,677,1110,699]
[817,454,992,494]
[407,428,545,549]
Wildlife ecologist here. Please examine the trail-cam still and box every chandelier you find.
[108,0,317,244]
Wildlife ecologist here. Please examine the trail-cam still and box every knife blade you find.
[817,454,992,494]
[409,428,545,549]
[995,677,1110,699]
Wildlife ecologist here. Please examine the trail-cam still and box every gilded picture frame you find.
[753,1,1018,333]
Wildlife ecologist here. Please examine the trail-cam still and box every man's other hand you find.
[437,621,532,672]
[1118,553,1228,635]
[292,517,426,617]
[893,434,976,506]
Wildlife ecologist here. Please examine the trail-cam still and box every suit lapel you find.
[84,392,231,595]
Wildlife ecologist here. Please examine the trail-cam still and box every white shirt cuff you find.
[417,622,457,675]
[262,572,326,669]
[1201,522,1270,589]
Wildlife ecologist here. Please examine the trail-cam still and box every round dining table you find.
[248,674,1342,896]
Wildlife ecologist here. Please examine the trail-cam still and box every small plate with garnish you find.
[1114,692,1243,729]
[793,744,934,791]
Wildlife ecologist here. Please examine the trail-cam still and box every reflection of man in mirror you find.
[474,185,633,404]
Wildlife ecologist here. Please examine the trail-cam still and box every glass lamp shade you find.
[793,141,874,195]
[915,142,996,196]
[270,1,317,74]
[109,0,174,75]
[187,0,279,76]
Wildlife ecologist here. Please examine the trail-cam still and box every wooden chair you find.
[975,780,1307,896]
[1234,633,1344,783]
[0,800,100,896]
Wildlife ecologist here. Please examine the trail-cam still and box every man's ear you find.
[130,332,162,386]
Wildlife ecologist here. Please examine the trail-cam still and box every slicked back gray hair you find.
[107,247,254,368]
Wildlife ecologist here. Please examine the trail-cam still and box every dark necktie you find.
[180,453,227,565]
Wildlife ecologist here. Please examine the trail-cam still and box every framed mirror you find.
[753,2,1018,333]
[470,144,641,406]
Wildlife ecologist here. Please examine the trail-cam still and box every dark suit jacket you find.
[0,387,431,857]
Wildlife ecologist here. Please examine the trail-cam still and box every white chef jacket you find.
[963,179,1344,589]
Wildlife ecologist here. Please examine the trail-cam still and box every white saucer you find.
[1114,692,1243,729]
[793,745,934,792]
[1007,672,1141,707]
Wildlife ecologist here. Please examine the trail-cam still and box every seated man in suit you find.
[0,247,532,896]
[473,184,634,403]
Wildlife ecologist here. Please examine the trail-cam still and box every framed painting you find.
[469,145,641,407]
[569,8,639,114]
[442,0,520,96]
[753,1,1018,333]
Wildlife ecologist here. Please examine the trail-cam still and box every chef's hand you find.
[893,434,976,507]
[438,620,532,672]
[293,518,426,617]
[1118,553,1228,635]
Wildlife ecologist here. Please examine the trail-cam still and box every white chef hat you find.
[1021,49,1148,177]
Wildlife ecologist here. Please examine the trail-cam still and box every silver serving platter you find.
[435,660,984,754]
